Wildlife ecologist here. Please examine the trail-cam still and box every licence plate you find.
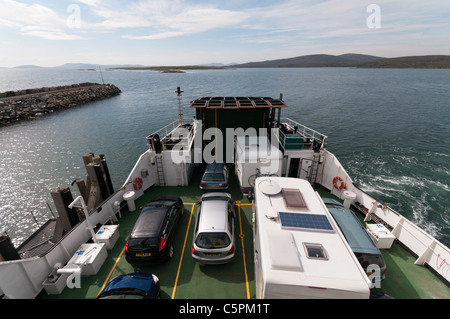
[206,253,221,257]
[136,252,151,257]
[209,185,218,188]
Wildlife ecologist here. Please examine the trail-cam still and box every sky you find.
[0,0,449,67]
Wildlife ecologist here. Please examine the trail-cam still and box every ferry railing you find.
[321,149,450,285]
[0,188,125,299]
[146,118,195,152]
[279,118,328,151]
[1,205,56,248]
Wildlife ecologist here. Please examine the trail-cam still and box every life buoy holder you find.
[333,176,346,190]
[133,177,143,190]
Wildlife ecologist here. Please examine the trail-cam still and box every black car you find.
[125,195,184,263]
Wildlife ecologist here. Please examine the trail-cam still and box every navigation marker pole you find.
[99,66,105,85]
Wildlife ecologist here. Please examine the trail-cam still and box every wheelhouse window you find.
[303,243,328,260]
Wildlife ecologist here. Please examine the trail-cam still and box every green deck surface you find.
[39,166,450,299]
[376,242,450,299]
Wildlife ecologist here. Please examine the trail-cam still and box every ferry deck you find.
[38,165,450,299]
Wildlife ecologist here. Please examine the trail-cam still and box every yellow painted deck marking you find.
[99,202,252,299]
[171,203,195,299]
[236,203,251,299]
[98,203,197,299]
[97,245,126,298]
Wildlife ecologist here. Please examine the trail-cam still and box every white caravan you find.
[253,177,371,299]
[234,135,282,197]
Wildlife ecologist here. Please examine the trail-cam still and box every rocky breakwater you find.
[0,82,121,127]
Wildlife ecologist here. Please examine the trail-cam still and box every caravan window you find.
[303,243,328,260]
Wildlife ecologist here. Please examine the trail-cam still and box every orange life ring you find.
[133,177,143,190]
[333,176,346,189]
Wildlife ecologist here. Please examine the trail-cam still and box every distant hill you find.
[234,54,384,68]
[338,53,383,62]
[6,63,146,69]
[58,63,147,69]
[199,62,238,67]
[356,55,450,68]
[234,54,450,68]
[7,54,450,70]
[13,65,43,69]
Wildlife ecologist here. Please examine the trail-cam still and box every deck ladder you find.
[308,155,320,185]
[155,155,166,186]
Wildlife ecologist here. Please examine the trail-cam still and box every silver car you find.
[192,192,235,265]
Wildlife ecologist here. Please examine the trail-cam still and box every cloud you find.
[20,26,85,40]
[74,0,103,8]
[140,7,247,38]
[7,0,445,46]
[1,0,448,65]
[0,0,86,40]
[75,0,248,38]
[123,31,184,40]
[230,0,450,55]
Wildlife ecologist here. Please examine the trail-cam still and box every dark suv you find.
[125,195,184,263]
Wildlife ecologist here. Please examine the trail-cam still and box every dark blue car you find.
[97,273,160,299]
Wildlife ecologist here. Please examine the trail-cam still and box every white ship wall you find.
[0,190,124,299]
[320,150,450,283]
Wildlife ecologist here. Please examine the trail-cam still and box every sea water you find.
[0,67,449,247]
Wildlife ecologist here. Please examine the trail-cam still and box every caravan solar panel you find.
[279,212,334,232]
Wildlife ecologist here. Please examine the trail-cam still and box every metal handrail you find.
[278,118,327,150]
[146,118,196,152]
[281,117,328,140]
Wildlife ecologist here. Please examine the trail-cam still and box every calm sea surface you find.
[0,67,449,247]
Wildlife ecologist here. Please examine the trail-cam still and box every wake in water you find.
[344,146,450,247]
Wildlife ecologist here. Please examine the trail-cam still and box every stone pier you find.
[0,82,121,127]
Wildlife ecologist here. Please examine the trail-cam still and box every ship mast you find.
[176,86,184,125]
